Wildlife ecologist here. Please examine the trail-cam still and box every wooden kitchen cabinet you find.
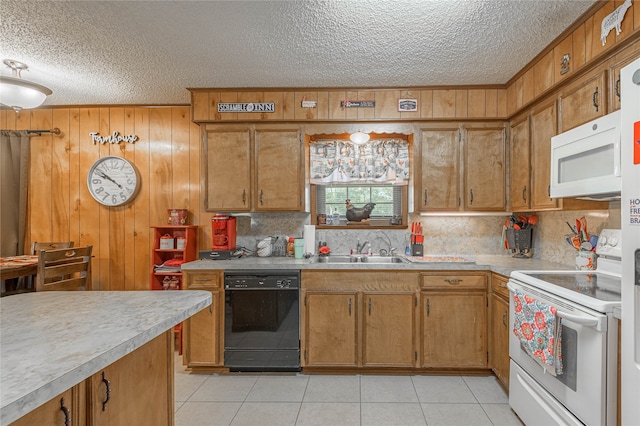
[203,125,303,212]
[362,292,416,367]
[10,385,85,426]
[509,115,531,211]
[463,126,506,211]
[416,126,461,211]
[182,271,224,371]
[489,273,510,389]
[421,272,488,369]
[87,331,173,426]
[301,271,418,369]
[558,68,607,133]
[303,291,358,367]
[530,99,560,211]
[608,41,640,112]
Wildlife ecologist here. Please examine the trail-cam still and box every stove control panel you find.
[596,228,622,259]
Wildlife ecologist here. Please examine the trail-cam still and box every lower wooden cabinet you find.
[182,271,224,370]
[420,272,488,369]
[302,271,419,369]
[303,291,358,367]
[490,273,511,388]
[88,331,173,426]
[11,332,172,426]
[10,385,85,426]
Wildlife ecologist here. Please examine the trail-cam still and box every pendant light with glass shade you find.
[0,59,52,112]
[349,130,370,145]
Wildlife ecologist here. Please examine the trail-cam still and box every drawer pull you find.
[194,278,213,283]
[101,372,111,411]
[368,298,372,315]
[445,279,462,284]
[497,283,508,289]
[348,298,352,316]
[502,311,508,327]
[426,298,430,316]
[592,87,599,112]
[60,398,71,426]
[242,189,246,205]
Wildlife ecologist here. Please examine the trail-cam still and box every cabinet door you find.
[303,292,358,367]
[490,294,510,388]
[558,70,607,133]
[183,272,223,369]
[422,292,487,368]
[205,128,251,211]
[362,292,416,367]
[509,116,531,211]
[464,127,506,211]
[10,386,84,426]
[88,331,172,426]
[530,100,560,210]
[254,129,302,211]
[417,128,460,211]
[608,42,640,112]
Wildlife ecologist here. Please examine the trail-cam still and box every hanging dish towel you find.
[512,289,563,376]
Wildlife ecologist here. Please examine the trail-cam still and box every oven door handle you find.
[557,310,604,331]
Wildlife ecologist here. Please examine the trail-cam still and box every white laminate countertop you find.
[0,290,211,426]
[181,254,573,277]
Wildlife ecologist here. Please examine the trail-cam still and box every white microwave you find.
[550,110,621,200]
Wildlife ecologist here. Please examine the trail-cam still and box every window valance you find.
[309,139,409,185]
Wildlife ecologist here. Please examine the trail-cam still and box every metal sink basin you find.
[315,255,410,264]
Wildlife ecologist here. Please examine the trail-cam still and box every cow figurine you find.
[601,0,632,46]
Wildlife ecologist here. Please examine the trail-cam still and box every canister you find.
[176,237,186,250]
[294,238,304,259]
[575,251,596,270]
[160,234,174,249]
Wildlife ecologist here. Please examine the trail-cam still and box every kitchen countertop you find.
[181,254,573,277]
[0,290,211,426]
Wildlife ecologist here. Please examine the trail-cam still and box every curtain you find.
[0,130,30,257]
[310,138,409,185]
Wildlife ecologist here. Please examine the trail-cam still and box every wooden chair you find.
[31,241,74,254]
[36,246,92,291]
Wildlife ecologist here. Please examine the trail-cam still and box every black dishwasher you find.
[224,270,300,372]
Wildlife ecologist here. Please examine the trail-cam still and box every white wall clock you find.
[87,156,141,206]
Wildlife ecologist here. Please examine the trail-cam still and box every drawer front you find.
[491,273,509,299]
[421,273,486,290]
[185,272,221,289]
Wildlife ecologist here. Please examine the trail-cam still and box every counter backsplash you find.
[233,206,617,268]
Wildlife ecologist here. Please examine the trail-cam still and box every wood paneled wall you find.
[1,107,205,291]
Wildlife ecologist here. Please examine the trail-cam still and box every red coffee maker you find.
[211,214,236,250]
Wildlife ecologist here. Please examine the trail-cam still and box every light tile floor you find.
[174,356,524,426]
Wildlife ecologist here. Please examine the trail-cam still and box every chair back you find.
[31,241,74,254]
[36,246,92,291]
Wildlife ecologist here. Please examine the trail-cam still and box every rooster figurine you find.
[345,199,376,223]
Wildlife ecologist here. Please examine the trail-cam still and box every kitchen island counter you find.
[0,290,211,425]
[182,254,572,276]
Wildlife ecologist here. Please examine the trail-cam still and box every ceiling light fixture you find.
[0,59,52,112]
[349,130,370,145]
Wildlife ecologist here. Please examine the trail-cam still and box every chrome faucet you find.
[377,231,397,256]
[355,239,369,254]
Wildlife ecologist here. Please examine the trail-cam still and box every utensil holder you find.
[506,228,533,258]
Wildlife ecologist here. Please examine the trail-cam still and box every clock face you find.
[87,156,140,206]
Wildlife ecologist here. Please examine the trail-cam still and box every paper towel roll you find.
[303,225,316,255]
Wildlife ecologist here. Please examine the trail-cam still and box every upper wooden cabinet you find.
[203,125,304,212]
[416,123,506,213]
[530,99,560,211]
[509,115,531,212]
[416,127,460,211]
[558,69,607,133]
[608,41,640,112]
[463,126,506,211]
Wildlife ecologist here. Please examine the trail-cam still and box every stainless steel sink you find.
[314,255,410,264]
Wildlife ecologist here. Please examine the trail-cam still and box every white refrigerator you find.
[620,57,640,425]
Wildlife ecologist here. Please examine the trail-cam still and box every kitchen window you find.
[308,133,410,228]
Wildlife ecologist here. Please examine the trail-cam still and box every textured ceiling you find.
[0,0,597,107]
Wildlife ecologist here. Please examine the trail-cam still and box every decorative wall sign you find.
[301,100,317,108]
[600,0,632,46]
[398,99,418,112]
[90,131,138,145]
[560,54,570,75]
[340,100,375,108]
[217,102,275,113]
